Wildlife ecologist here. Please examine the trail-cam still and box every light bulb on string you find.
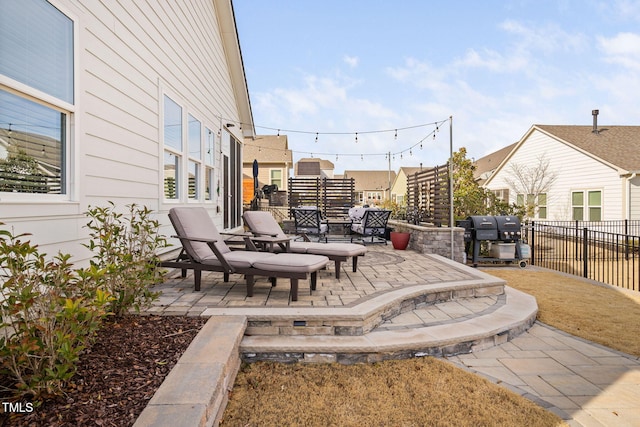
[394,129,397,140]
[315,132,318,143]
[335,154,338,161]
[400,153,403,160]
[355,132,358,143]
[277,129,280,138]
[360,154,363,161]
[409,149,412,156]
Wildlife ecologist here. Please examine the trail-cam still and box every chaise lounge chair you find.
[161,207,329,301]
[243,211,367,279]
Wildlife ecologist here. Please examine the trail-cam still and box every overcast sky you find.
[234,0,640,173]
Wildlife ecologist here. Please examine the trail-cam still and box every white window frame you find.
[161,90,217,204]
[571,189,602,221]
[0,0,78,201]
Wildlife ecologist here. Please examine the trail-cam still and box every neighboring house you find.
[473,143,517,185]
[473,143,517,204]
[242,135,293,192]
[344,170,396,206]
[390,166,424,205]
[294,158,335,178]
[483,119,640,221]
[0,0,254,261]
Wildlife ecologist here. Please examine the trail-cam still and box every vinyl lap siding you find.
[2,0,242,262]
[486,129,623,221]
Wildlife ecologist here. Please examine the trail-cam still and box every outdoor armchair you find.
[161,207,329,301]
[350,208,392,244]
[243,210,367,279]
[291,206,328,242]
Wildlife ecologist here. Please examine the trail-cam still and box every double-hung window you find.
[187,114,201,200]
[572,190,602,221]
[163,95,214,202]
[163,96,182,200]
[0,0,74,196]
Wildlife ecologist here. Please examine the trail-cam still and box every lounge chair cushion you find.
[251,253,329,274]
[304,243,367,257]
[199,250,277,268]
[169,207,231,262]
[242,211,287,239]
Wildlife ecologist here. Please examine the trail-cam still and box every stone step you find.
[202,277,507,337]
[240,287,537,364]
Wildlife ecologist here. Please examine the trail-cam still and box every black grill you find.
[461,215,527,267]
[495,215,522,241]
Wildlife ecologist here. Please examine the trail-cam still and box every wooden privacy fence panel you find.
[288,177,355,218]
[406,163,450,226]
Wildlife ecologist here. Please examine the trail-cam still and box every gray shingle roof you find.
[536,125,640,172]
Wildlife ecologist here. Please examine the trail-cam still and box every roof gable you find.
[535,125,640,172]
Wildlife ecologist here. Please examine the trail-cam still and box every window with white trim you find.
[572,190,602,221]
[0,0,73,195]
[187,114,201,200]
[270,169,282,188]
[163,95,182,199]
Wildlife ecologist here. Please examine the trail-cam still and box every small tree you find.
[503,154,557,219]
[450,147,521,219]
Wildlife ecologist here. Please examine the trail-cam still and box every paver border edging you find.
[133,315,247,427]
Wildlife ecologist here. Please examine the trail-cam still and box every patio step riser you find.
[243,284,505,337]
[239,287,538,364]
[241,315,537,365]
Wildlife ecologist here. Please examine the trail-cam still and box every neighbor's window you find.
[588,190,601,221]
[270,169,282,188]
[0,0,73,195]
[538,193,547,219]
[572,190,602,221]
[517,193,547,219]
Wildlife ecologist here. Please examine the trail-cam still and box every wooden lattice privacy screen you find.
[406,163,451,226]
[288,177,355,218]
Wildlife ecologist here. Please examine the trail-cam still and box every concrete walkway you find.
[141,245,640,427]
[449,323,640,427]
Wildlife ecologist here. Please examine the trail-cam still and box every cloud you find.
[343,55,359,68]
[597,32,640,70]
[500,20,588,54]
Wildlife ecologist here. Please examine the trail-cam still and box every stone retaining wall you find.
[388,220,466,263]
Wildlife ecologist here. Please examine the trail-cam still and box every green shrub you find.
[84,203,168,316]
[0,226,111,399]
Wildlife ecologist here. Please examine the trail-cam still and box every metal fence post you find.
[583,227,589,279]
[531,221,536,266]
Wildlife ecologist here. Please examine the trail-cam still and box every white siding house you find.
[484,124,640,221]
[0,0,254,262]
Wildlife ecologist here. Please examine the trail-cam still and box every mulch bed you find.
[1,315,208,427]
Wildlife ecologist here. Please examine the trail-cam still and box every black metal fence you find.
[527,220,640,292]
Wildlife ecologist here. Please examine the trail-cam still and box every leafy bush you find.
[84,203,168,316]
[0,226,111,399]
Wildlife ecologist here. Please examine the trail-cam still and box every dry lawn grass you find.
[484,267,640,357]
[222,267,640,426]
[222,357,563,427]
[222,268,640,426]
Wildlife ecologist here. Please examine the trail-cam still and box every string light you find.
[225,115,448,163]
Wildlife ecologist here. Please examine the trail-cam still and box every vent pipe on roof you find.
[592,109,599,134]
